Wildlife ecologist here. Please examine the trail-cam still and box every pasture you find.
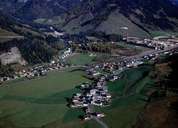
[0,65,155,128]
[65,53,96,66]
[0,68,93,128]
[95,65,154,128]
[65,52,115,66]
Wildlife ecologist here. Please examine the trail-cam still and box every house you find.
[92,112,105,118]
[61,48,72,59]
[92,72,101,77]
[109,75,119,82]
[82,115,92,121]
[90,89,97,95]
[92,100,103,106]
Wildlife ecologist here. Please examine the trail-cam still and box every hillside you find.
[0,12,58,65]
[0,0,178,65]
[1,0,178,37]
[171,0,178,5]
[134,54,178,128]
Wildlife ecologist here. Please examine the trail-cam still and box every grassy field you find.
[95,65,154,128]
[150,30,178,37]
[66,53,95,66]
[116,42,151,53]
[0,65,154,128]
[65,53,112,66]
[0,68,96,128]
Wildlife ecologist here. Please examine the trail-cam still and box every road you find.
[88,104,109,128]
[124,44,178,61]
[87,44,178,128]
[90,44,178,68]
[92,116,108,128]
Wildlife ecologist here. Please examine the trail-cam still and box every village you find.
[0,48,73,83]
[125,35,178,50]
[67,43,178,121]
[1,35,178,85]
[0,34,177,125]
[68,76,110,120]
[1,1,178,127]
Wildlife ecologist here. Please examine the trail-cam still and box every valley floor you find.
[0,65,154,128]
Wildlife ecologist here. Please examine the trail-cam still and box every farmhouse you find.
[61,48,72,59]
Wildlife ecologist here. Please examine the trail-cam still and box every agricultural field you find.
[116,42,151,53]
[65,53,95,65]
[150,30,178,37]
[64,42,148,66]
[65,53,111,66]
[0,65,155,128]
[95,65,154,128]
[0,68,97,128]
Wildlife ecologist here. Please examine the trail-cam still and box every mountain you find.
[0,0,178,38]
[0,12,58,64]
[0,0,82,20]
[171,0,178,5]
[41,0,178,37]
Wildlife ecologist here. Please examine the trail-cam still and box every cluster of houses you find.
[69,76,111,120]
[125,60,144,68]
[1,42,176,84]
[67,55,147,121]
[0,60,65,83]
[1,47,75,84]
[126,36,178,50]
[61,48,72,60]
[67,46,176,121]
[87,47,177,83]
[86,59,144,79]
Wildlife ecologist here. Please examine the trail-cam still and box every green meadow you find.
[0,65,154,128]
[65,53,96,66]
[65,53,112,66]
[95,65,154,128]
[0,68,96,128]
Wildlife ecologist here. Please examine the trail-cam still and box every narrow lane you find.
[88,104,109,128]
[92,116,108,128]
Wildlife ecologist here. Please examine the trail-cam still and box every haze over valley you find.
[0,0,178,128]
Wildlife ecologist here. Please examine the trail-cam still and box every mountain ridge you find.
[0,11,58,64]
[0,0,178,38]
